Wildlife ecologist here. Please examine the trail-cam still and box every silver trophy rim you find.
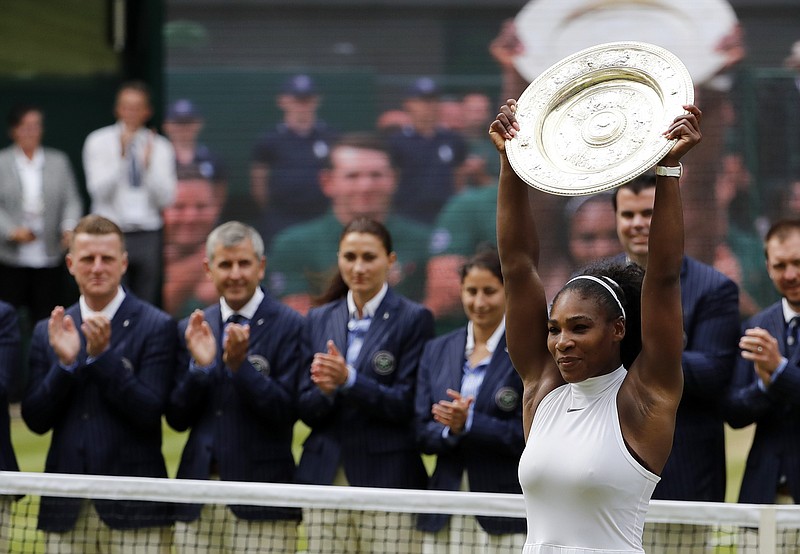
[506,41,694,196]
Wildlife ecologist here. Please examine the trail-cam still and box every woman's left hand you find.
[660,104,703,167]
[488,99,520,152]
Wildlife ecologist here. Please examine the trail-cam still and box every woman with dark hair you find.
[415,248,526,552]
[296,217,435,553]
[0,104,83,330]
[490,98,702,553]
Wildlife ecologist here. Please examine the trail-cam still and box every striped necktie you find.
[128,136,142,188]
[787,317,799,358]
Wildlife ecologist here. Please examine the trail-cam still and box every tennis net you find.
[0,471,798,553]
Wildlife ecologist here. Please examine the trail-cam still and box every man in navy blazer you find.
[726,219,800,506]
[612,174,740,509]
[0,300,20,551]
[21,215,175,551]
[166,221,302,553]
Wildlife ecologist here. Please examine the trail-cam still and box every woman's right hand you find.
[431,389,474,435]
[311,340,348,394]
[488,99,520,152]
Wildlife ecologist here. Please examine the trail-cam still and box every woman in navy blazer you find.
[415,249,526,552]
[296,217,434,553]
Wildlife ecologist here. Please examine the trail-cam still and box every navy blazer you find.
[415,328,525,535]
[296,288,433,489]
[613,254,739,501]
[659,256,740,501]
[166,292,303,522]
[21,293,176,532]
[725,302,800,503]
[0,301,20,475]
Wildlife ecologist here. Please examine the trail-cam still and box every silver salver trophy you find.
[505,41,694,196]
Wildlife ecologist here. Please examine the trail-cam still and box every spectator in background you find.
[487,19,527,105]
[268,133,430,315]
[21,215,175,552]
[459,91,500,189]
[163,99,227,208]
[82,80,177,307]
[425,187,620,334]
[0,104,83,329]
[755,40,800,202]
[376,108,412,137]
[387,77,468,224]
[565,193,620,270]
[438,94,464,132]
[0,300,20,552]
[424,183,498,333]
[538,192,624,306]
[525,192,624,303]
[612,173,740,552]
[714,153,775,315]
[415,249,526,552]
[162,169,223,318]
[296,217,433,554]
[725,219,800,551]
[250,74,338,244]
[782,178,800,217]
[167,221,303,553]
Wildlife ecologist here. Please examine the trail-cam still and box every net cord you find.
[1,472,800,533]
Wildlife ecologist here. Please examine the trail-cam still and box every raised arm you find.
[638,106,703,391]
[490,101,553,390]
[621,105,703,471]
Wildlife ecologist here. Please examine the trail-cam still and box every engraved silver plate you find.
[506,41,693,196]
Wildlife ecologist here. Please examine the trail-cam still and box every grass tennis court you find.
[9,407,752,502]
[8,408,303,479]
[2,410,757,553]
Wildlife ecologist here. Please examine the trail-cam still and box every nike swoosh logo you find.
[566,408,585,412]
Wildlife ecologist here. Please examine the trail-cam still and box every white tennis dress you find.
[518,365,659,554]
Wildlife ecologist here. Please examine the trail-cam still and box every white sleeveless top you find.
[518,365,659,554]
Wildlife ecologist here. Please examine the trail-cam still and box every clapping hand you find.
[185,309,216,367]
[48,306,80,366]
[311,340,348,395]
[431,388,474,435]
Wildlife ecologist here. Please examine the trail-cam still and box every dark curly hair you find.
[553,259,644,369]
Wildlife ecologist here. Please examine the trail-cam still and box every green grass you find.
[6,415,311,553]
[724,424,754,503]
[10,413,306,477]
[11,411,752,500]
[5,411,754,552]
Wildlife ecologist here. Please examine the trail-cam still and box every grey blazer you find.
[0,145,83,266]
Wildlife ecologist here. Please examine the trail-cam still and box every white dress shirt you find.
[82,123,176,232]
[13,146,52,267]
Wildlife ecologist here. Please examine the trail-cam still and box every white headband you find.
[565,275,626,321]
